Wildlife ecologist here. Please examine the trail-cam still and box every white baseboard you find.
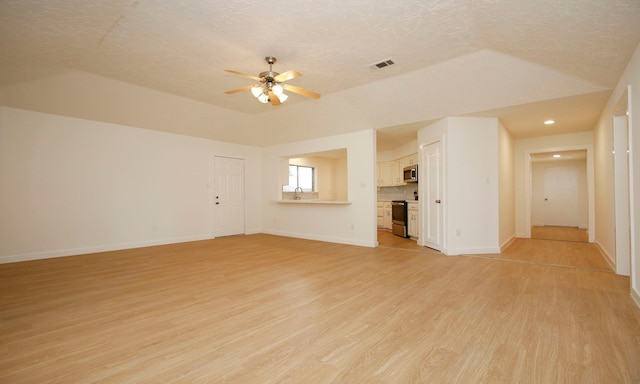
[0,234,211,264]
[262,230,377,248]
[500,235,516,252]
[632,289,640,310]
[593,240,616,272]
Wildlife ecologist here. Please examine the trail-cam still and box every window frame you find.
[285,164,315,192]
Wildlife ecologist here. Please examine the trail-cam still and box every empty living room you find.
[2,1,640,383]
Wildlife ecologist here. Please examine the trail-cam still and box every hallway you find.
[378,229,610,272]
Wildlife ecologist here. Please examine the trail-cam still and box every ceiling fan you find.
[224,56,321,106]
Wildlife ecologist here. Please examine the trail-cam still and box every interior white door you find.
[543,165,579,227]
[213,156,245,237]
[423,141,443,250]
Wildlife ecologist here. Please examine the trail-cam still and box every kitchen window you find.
[283,165,314,192]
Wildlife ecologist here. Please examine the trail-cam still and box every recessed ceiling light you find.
[544,120,555,125]
[553,154,561,158]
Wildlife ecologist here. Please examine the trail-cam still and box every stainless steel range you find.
[391,200,409,238]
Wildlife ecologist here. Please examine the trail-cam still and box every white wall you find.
[0,107,263,263]
[418,117,500,255]
[261,129,377,247]
[630,44,640,306]
[335,157,348,201]
[446,117,500,254]
[498,121,516,248]
[513,132,594,238]
[594,40,640,304]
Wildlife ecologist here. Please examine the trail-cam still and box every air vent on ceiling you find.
[369,58,395,70]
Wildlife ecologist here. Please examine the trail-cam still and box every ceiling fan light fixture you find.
[257,93,269,103]
[272,84,284,96]
[277,93,288,103]
[251,86,263,98]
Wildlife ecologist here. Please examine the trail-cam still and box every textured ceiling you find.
[1,0,640,147]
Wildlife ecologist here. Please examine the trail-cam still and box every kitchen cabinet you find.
[377,161,393,187]
[377,202,384,227]
[408,202,419,239]
[392,159,405,186]
[404,153,418,167]
[383,202,392,229]
[378,153,418,187]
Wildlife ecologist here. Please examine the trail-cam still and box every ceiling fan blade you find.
[224,69,261,81]
[274,70,302,82]
[224,85,254,94]
[268,91,281,106]
[285,84,321,99]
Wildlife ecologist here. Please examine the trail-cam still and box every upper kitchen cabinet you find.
[377,161,393,187]
[377,153,418,187]
[401,153,418,167]
[392,159,404,185]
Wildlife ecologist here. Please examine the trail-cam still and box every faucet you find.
[294,186,303,200]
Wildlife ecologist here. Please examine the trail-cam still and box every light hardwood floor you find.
[2,234,639,383]
[531,225,589,243]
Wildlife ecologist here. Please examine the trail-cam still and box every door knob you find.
[215,202,220,205]
[435,199,441,204]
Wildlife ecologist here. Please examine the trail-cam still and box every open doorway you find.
[524,145,595,244]
[530,150,588,242]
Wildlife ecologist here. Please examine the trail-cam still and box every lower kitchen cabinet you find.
[408,202,419,239]
[383,202,392,229]
[377,201,393,230]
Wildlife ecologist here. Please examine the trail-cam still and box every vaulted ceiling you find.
[1,0,640,148]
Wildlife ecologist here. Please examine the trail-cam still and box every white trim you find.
[0,235,211,264]
[418,135,446,253]
[594,240,616,272]
[631,289,640,310]
[500,235,516,252]
[627,85,638,304]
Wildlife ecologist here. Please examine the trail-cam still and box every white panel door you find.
[424,141,443,250]
[213,156,245,237]
[543,165,579,227]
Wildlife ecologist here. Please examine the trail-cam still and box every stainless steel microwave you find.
[403,165,418,183]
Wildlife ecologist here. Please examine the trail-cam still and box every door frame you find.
[523,144,595,242]
[613,86,632,276]
[419,138,445,252]
[210,155,246,238]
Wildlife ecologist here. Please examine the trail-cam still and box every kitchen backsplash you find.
[377,184,418,201]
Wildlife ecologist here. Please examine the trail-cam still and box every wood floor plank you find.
[1,234,639,383]
[531,225,589,242]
